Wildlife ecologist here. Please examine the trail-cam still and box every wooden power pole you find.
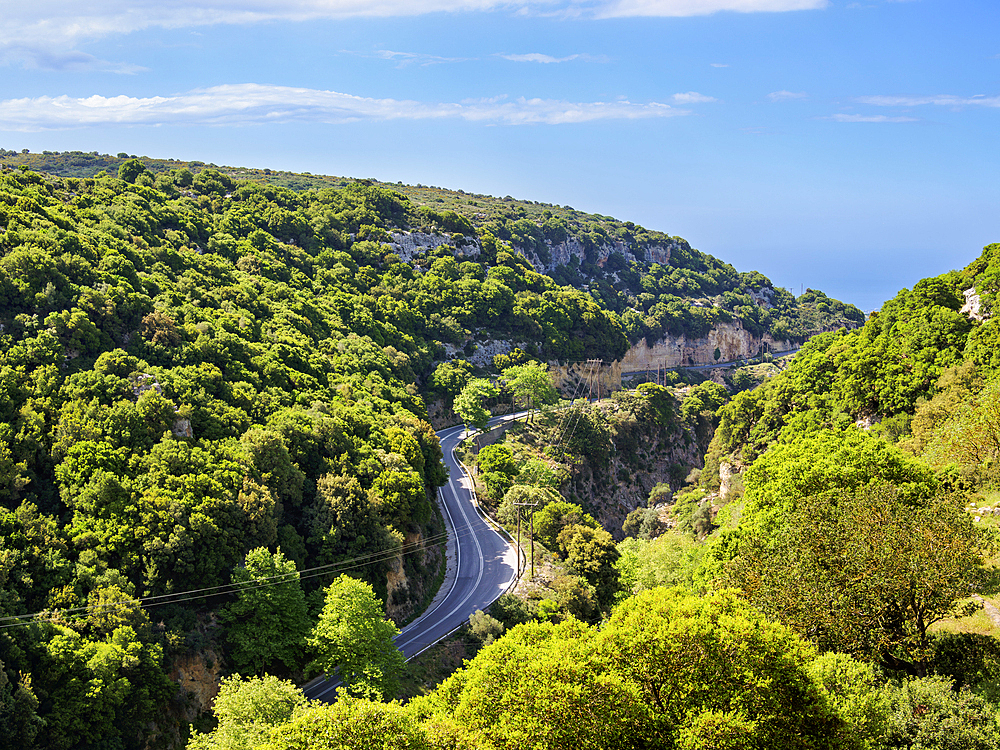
[512,501,540,580]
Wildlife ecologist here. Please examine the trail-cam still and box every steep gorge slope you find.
[0,154,862,749]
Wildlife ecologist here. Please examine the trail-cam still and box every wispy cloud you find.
[0,45,146,73]
[0,83,690,131]
[594,0,828,17]
[828,113,918,123]
[345,48,470,67]
[767,90,807,101]
[672,91,717,103]
[0,1,832,69]
[500,52,608,63]
[857,94,1000,108]
[710,63,729,67]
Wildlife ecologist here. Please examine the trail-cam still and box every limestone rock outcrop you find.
[618,323,794,372]
[961,287,985,321]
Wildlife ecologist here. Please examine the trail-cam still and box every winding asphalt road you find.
[303,416,520,702]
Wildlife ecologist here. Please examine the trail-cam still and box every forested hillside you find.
[0,149,864,353]
[0,152,898,749]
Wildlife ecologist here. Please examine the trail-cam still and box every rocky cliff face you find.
[548,322,793,396]
[385,529,445,625]
[389,231,465,262]
[520,236,678,275]
[961,287,986,321]
[564,409,705,541]
[386,230,678,278]
[618,323,794,371]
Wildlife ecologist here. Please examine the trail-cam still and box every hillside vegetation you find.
[0,151,916,750]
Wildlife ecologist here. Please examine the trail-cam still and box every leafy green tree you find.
[454,378,499,433]
[533,501,598,551]
[595,588,850,748]
[476,443,517,476]
[264,696,431,750]
[502,362,558,422]
[724,484,990,672]
[117,158,147,184]
[549,573,599,622]
[496,484,559,527]
[307,575,405,700]
[369,468,424,531]
[622,506,667,540]
[0,502,72,615]
[924,376,1000,481]
[615,532,698,601]
[808,652,891,750]
[222,547,311,675]
[469,609,505,647]
[738,427,937,540]
[883,676,1000,749]
[188,674,307,750]
[416,588,850,750]
[37,624,172,750]
[0,659,40,748]
[556,524,620,608]
[415,618,654,750]
[305,474,399,596]
[430,359,473,398]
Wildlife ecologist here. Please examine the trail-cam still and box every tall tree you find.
[724,484,990,673]
[502,362,558,422]
[222,547,311,675]
[454,378,499,434]
[307,575,405,700]
[188,675,307,750]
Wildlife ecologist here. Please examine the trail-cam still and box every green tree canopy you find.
[454,378,499,433]
[307,575,405,700]
[221,547,311,675]
[264,696,431,750]
[502,362,558,422]
[533,501,598,551]
[188,675,307,750]
[724,483,991,672]
[414,588,850,750]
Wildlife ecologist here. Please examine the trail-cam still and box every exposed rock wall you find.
[565,412,705,541]
[619,323,794,371]
[550,359,624,397]
[168,648,223,721]
[962,287,985,321]
[386,229,678,278]
[385,529,445,624]
[389,231,478,262]
[520,236,678,276]
[547,323,794,396]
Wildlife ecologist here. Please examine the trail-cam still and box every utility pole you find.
[587,359,603,401]
[515,510,521,578]
[512,501,540,580]
[586,359,600,402]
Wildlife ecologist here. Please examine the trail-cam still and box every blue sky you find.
[1,0,997,310]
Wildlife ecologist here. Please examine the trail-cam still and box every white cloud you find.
[0,45,146,73]
[501,53,589,63]
[767,90,807,101]
[0,83,690,131]
[346,48,469,67]
[710,63,729,67]
[672,91,717,103]
[0,1,832,68]
[594,0,827,17]
[828,113,918,123]
[857,94,1000,108]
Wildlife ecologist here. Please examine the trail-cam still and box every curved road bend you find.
[304,417,520,702]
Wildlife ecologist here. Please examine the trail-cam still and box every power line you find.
[0,520,491,632]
